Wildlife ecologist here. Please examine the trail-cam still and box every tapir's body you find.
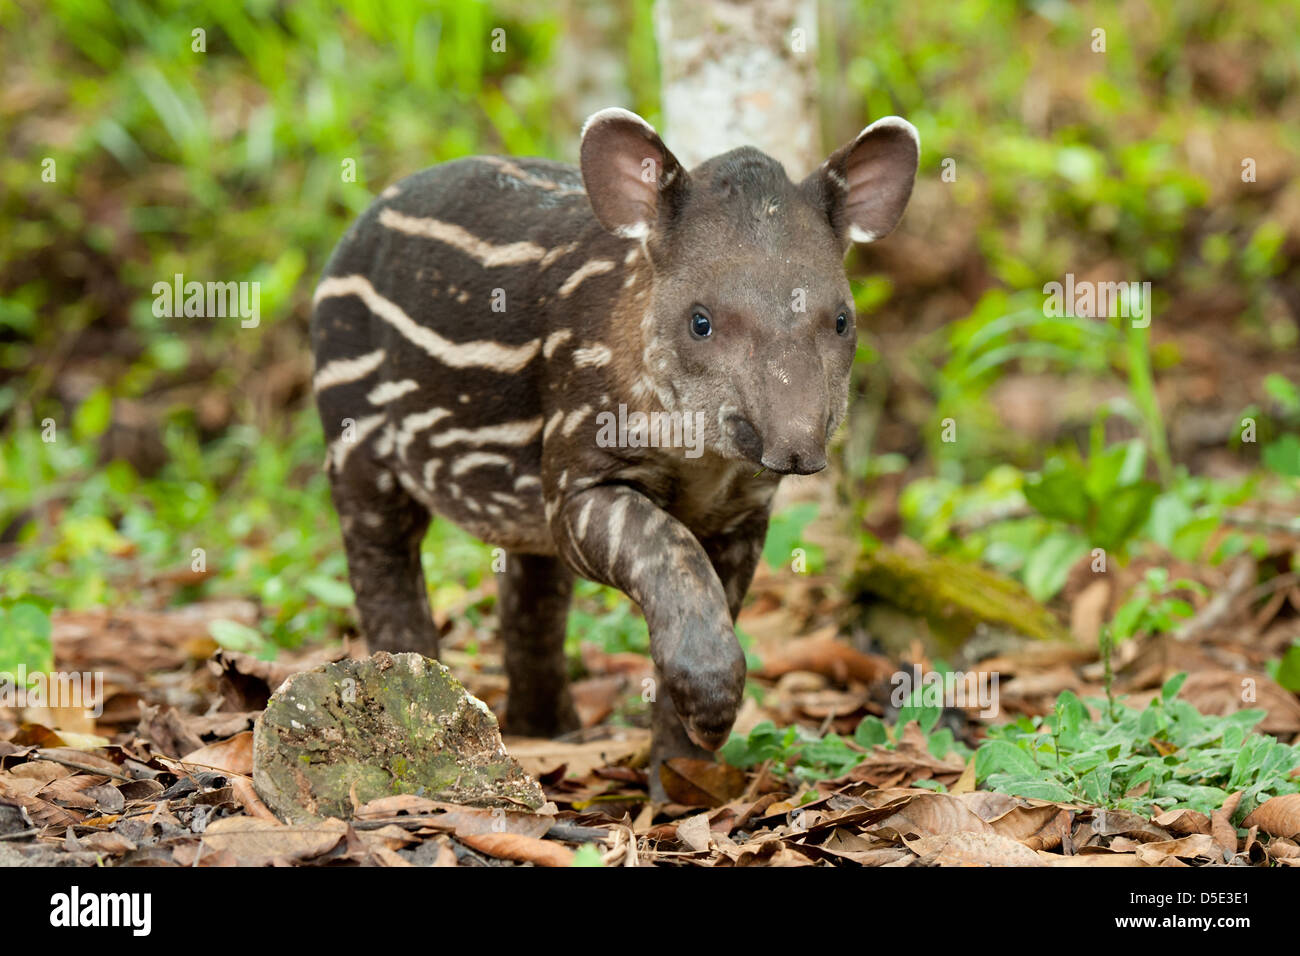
[311,109,918,795]
[314,156,772,559]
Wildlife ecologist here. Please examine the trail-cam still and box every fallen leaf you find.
[659,758,746,807]
[958,792,1064,847]
[200,816,348,865]
[949,757,977,795]
[870,791,997,840]
[1039,851,1143,867]
[180,731,253,775]
[231,774,280,822]
[907,830,1045,866]
[1211,791,1243,861]
[77,831,137,855]
[675,812,713,853]
[504,730,649,780]
[756,631,893,685]
[1133,834,1220,866]
[457,831,574,866]
[1151,808,1212,836]
[1243,793,1300,840]
[1089,808,1171,843]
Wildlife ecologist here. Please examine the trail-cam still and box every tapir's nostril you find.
[788,450,827,475]
[727,416,764,462]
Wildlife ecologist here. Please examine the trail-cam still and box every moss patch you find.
[253,652,545,824]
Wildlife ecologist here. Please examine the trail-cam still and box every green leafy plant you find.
[722,692,971,785]
[0,596,54,681]
[975,675,1300,818]
[1109,568,1206,643]
[1022,438,1159,556]
[1268,642,1300,694]
[762,502,824,573]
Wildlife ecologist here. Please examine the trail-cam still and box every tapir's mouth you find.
[759,454,827,476]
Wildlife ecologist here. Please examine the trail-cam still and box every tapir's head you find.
[580,108,918,475]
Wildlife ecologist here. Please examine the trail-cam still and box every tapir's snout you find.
[760,444,827,476]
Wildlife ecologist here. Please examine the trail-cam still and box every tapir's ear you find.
[803,116,919,249]
[580,108,687,239]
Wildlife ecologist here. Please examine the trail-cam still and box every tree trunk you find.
[654,0,821,175]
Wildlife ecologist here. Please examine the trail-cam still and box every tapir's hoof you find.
[683,716,731,752]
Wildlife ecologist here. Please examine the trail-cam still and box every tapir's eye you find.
[835,311,849,335]
[690,308,713,339]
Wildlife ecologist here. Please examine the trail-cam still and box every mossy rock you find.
[847,545,1070,656]
[253,652,545,824]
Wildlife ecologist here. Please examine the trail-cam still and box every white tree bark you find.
[654,0,821,175]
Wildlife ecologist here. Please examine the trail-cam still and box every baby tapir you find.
[310,108,918,796]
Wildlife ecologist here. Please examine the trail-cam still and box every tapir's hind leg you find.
[327,452,440,657]
[313,294,440,655]
[500,552,579,737]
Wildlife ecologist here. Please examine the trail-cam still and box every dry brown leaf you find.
[230,774,280,822]
[7,760,70,784]
[949,757,977,795]
[870,791,996,841]
[433,806,552,839]
[731,839,815,867]
[357,824,418,851]
[797,828,912,866]
[504,730,649,779]
[1151,808,1212,836]
[77,831,137,855]
[5,791,81,828]
[659,758,747,807]
[200,815,348,865]
[34,747,124,777]
[1243,793,1300,840]
[457,831,574,866]
[354,794,443,819]
[1210,791,1243,860]
[38,775,110,810]
[675,813,713,853]
[958,792,1064,848]
[1039,851,1144,867]
[368,845,413,866]
[1089,808,1171,843]
[569,676,625,728]
[1266,837,1300,859]
[907,830,1045,866]
[180,731,253,775]
[1070,579,1111,643]
[756,632,893,685]
[834,723,965,789]
[1133,833,1220,866]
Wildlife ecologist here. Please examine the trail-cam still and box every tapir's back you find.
[310,156,610,554]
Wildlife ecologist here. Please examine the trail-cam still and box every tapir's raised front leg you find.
[550,485,747,773]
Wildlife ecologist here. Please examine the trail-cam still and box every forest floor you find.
[3,486,1299,867]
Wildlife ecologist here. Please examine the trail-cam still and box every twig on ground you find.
[1173,557,1257,642]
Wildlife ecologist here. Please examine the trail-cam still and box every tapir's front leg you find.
[551,485,747,771]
